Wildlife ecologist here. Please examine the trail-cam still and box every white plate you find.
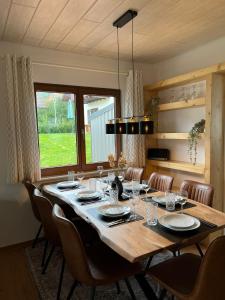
[76,190,101,200]
[159,214,200,231]
[57,181,79,188]
[123,182,144,191]
[152,195,179,206]
[164,214,195,228]
[97,204,131,218]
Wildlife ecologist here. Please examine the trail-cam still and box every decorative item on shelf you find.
[147,148,170,161]
[188,119,205,165]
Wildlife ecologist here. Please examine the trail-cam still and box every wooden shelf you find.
[149,160,205,175]
[150,133,204,140]
[158,97,205,112]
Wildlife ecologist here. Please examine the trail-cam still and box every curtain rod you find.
[32,61,128,76]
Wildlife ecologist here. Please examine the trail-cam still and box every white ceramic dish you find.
[57,181,79,189]
[76,190,101,200]
[123,182,146,191]
[152,195,179,206]
[97,204,131,218]
[159,214,200,231]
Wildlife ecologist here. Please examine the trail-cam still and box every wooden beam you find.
[158,97,205,112]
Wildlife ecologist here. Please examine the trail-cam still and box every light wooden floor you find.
[0,241,40,300]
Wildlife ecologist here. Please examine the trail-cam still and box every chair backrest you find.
[24,181,41,222]
[52,204,94,285]
[33,189,60,244]
[180,180,214,207]
[148,172,174,192]
[125,167,144,182]
[190,236,225,300]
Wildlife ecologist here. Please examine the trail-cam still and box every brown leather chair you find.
[148,172,174,192]
[52,204,143,300]
[125,167,144,182]
[180,180,214,207]
[147,236,225,300]
[23,181,43,248]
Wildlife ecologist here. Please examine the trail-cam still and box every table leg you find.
[135,273,157,300]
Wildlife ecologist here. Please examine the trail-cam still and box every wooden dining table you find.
[43,180,225,299]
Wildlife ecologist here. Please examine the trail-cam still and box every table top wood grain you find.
[43,181,225,263]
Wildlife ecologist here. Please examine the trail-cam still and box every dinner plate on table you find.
[123,182,146,191]
[152,195,179,206]
[97,204,131,218]
[56,181,79,189]
[159,213,200,231]
[76,190,101,200]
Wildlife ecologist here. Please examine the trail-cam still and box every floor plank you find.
[0,242,39,300]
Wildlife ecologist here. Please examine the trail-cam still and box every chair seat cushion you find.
[148,253,201,295]
[87,242,143,284]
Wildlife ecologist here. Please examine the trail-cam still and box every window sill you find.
[36,167,125,185]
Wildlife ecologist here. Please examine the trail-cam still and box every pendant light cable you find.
[132,15,135,104]
[116,26,120,91]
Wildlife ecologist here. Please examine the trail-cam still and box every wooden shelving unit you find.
[144,64,225,211]
[150,132,204,140]
[158,97,205,112]
[149,160,205,175]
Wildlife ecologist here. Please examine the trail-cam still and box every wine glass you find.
[130,189,140,220]
[77,172,84,185]
[177,190,188,213]
[142,180,150,199]
[97,166,104,178]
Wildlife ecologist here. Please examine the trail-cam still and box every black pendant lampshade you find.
[115,118,126,134]
[106,120,115,134]
[139,116,154,134]
[126,117,139,134]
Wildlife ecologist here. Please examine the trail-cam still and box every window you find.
[34,84,121,176]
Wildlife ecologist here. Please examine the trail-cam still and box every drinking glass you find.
[146,201,158,226]
[108,171,115,183]
[77,172,84,184]
[67,171,75,181]
[130,189,140,220]
[176,190,188,213]
[142,180,150,199]
[97,166,104,178]
[165,192,176,211]
[88,178,96,191]
[109,188,119,204]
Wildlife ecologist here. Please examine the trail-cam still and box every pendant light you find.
[139,116,154,134]
[106,119,115,134]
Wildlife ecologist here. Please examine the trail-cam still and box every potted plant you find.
[188,119,205,165]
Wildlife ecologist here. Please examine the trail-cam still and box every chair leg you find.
[57,257,65,300]
[32,224,43,248]
[195,243,204,257]
[172,251,177,257]
[42,245,55,274]
[145,255,153,271]
[116,282,121,294]
[90,287,96,300]
[159,288,167,300]
[177,250,181,256]
[67,281,78,300]
[124,278,136,300]
[41,240,48,267]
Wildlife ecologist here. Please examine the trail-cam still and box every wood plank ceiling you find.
[1,0,225,63]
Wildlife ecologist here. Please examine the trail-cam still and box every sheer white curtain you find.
[124,70,145,167]
[1,55,41,183]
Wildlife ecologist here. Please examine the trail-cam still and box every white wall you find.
[0,41,153,247]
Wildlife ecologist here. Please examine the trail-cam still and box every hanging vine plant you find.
[188,119,205,165]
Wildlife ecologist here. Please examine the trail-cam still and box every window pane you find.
[83,95,116,163]
[36,91,77,168]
